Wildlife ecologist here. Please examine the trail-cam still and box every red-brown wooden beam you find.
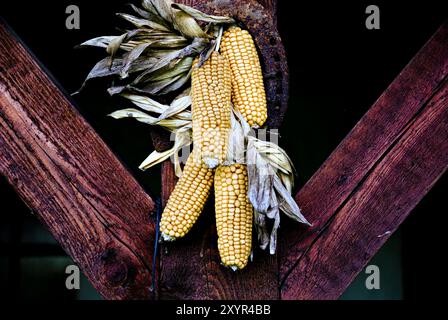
[280,21,448,299]
[0,20,156,300]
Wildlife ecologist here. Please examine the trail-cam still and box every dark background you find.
[0,0,447,299]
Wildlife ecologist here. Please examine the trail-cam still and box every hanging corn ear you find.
[220,26,267,128]
[160,150,214,241]
[215,164,253,270]
[191,51,232,168]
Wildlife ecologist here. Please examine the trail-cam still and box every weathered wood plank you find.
[280,22,448,299]
[0,21,156,300]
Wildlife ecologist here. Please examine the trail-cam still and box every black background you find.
[0,0,447,299]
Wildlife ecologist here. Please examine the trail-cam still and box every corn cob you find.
[220,26,267,128]
[191,52,232,168]
[215,164,253,270]
[160,151,214,240]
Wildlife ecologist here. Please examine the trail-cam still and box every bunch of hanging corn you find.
[81,0,309,272]
[160,26,269,270]
[158,26,268,269]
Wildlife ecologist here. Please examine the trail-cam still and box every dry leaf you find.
[117,12,170,31]
[139,127,191,173]
[171,3,235,24]
[173,10,209,38]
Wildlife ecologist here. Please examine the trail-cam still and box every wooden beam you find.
[0,21,156,300]
[280,22,448,299]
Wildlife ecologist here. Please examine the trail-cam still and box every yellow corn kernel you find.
[160,151,214,240]
[220,26,267,128]
[191,52,231,168]
[215,164,253,270]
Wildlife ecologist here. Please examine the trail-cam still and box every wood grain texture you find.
[0,21,156,300]
[280,22,448,299]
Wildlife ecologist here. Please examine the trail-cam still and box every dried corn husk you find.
[227,107,311,254]
[139,127,191,176]
[247,136,311,254]
[77,0,234,96]
[109,90,193,176]
[171,3,235,24]
[109,89,192,132]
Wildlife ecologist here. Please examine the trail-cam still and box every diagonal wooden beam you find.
[0,20,156,300]
[280,21,448,299]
